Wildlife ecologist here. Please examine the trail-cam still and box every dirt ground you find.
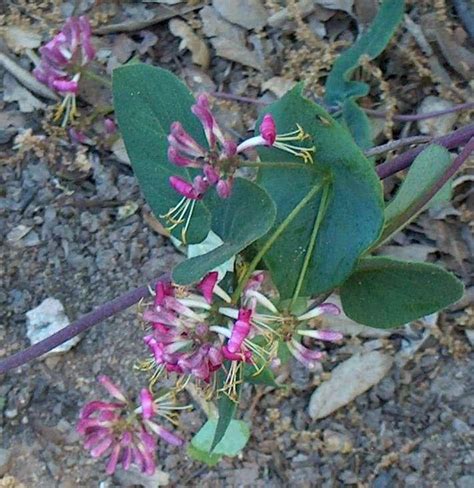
[1,1,473,487]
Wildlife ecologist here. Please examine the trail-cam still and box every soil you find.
[1,1,473,487]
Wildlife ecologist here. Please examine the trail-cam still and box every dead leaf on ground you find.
[3,73,46,113]
[213,0,268,30]
[378,243,438,262]
[316,0,354,15]
[434,28,474,80]
[262,77,297,97]
[309,351,394,419]
[200,6,262,70]
[169,19,210,69]
[1,26,42,52]
[417,96,458,136]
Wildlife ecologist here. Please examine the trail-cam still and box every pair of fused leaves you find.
[324,0,405,149]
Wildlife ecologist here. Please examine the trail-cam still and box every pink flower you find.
[34,16,95,126]
[77,376,183,475]
[143,275,232,383]
[162,96,315,241]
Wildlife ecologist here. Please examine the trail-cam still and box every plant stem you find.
[80,69,112,88]
[0,275,167,375]
[231,182,324,303]
[376,124,474,179]
[366,101,474,122]
[365,135,431,157]
[290,183,331,308]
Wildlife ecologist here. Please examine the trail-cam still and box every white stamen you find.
[218,307,239,319]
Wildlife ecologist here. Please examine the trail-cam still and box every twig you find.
[0,276,167,375]
[93,5,203,35]
[377,124,474,179]
[366,101,474,122]
[0,53,58,101]
[365,136,431,157]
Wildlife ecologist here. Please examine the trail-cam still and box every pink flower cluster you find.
[167,95,277,202]
[34,16,95,95]
[143,273,231,382]
[77,375,183,475]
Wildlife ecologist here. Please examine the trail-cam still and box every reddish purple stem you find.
[377,124,474,179]
[0,276,167,375]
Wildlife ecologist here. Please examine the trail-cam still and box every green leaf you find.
[340,257,464,328]
[256,86,384,299]
[172,178,276,284]
[211,391,237,452]
[243,360,278,386]
[189,419,250,465]
[341,99,373,150]
[379,145,451,245]
[113,63,211,243]
[324,0,405,146]
[324,0,405,107]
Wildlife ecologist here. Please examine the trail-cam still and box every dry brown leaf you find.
[3,73,46,112]
[1,26,42,52]
[309,351,393,419]
[169,18,210,69]
[213,0,268,30]
[434,28,474,80]
[316,0,354,14]
[262,76,297,97]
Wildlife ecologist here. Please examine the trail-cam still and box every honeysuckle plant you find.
[6,0,473,476]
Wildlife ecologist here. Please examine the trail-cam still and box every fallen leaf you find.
[262,77,297,97]
[309,351,393,419]
[417,96,458,136]
[1,26,42,51]
[434,28,474,80]
[316,0,354,14]
[213,0,268,30]
[378,243,437,262]
[268,0,316,29]
[111,137,131,165]
[3,73,45,112]
[169,19,210,68]
[210,37,261,70]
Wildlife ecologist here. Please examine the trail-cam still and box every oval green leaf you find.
[113,63,211,243]
[340,257,464,328]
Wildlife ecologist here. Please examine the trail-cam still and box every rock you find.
[465,329,474,347]
[26,298,80,356]
[373,472,395,488]
[309,351,394,419]
[375,377,396,401]
[457,475,474,488]
[0,448,11,476]
[417,96,458,136]
[323,430,353,453]
[213,0,268,30]
[113,466,169,487]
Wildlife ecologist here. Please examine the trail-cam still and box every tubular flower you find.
[77,376,184,475]
[219,273,343,371]
[33,16,95,126]
[142,273,234,384]
[162,96,315,242]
